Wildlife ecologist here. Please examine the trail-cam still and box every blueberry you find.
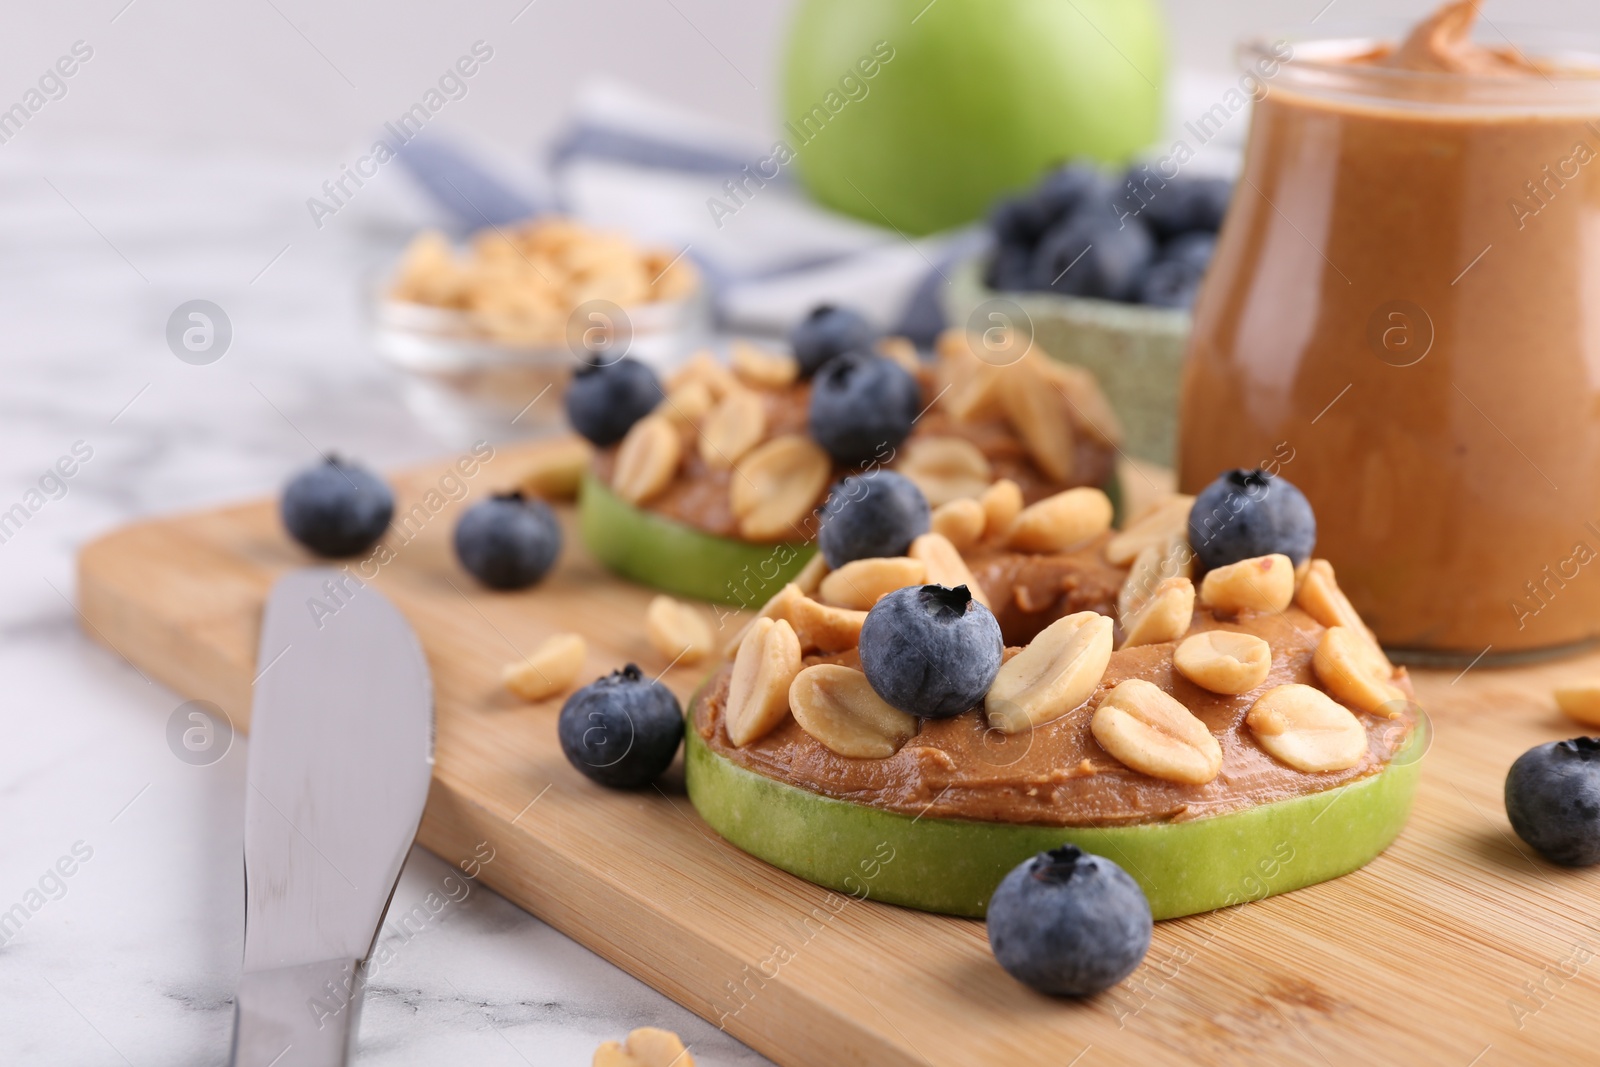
[1163,231,1218,267]
[858,584,1002,719]
[1140,176,1233,239]
[280,457,394,558]
[1187,468,1316,571]
[453,491,563,590]
[817,471,931,568]
[558,664,683,789]
[987,195,1051,251]
[790,304,877,378]
[1030,162,1116,230]
[807,352,922,467]
[1137,236,1216,310]
[984,240,1036,293]
[564,357,663,447]
[1030,213,1155,302]
[986,845,1152,997]
[1505,737,1600,866]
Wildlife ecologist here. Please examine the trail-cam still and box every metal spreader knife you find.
[230,569,435,1067]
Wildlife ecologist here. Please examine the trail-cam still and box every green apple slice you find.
[685,703,1427,920]
[579,468,1126,606]
[579,472,816,606]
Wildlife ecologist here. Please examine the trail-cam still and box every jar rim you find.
[1239,20,1600,113]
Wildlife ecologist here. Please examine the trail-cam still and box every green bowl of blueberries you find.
[942,161,1233,469]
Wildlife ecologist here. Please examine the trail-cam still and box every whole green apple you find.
[781,0,1166,235]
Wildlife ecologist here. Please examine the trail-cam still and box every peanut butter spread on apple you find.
[695,491,1419,829]
[593,330,1119,542]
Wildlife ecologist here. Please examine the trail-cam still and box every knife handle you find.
[229,958,366,1067]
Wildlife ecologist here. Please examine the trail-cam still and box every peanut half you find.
[730,340,799,390]
[908,532,991,608]
[1312,626,1405,718]
[1198,554,1294,615]
[594,1027,696,1067]
[517,437,593,502]
[699,387,767,470]
[666,351,737,400]
[1117,534,1195,622]
[897,435,993,507]
[818,556,927,611]
[1091,678,1222,785]
[1246,684,1367,773]
[985,612,1113,734]
[1119,577,1195,648]
[999,359,1075,482]
[789,664,919,758]
[661,380,714,428]
[1296,559,1393,673]
[728,434,831,541]
[725,617,802,746]
[1037,359,1124,448]
[612,414,681,504]
[1105,494,1196,567]
[1173,630,1272,695]
[502,632,588,702]
[645,595,714,666]
[979,478,1023,541]
[930,497,987,551]
[1005,488,1114,553]
[1554,682,1600,727]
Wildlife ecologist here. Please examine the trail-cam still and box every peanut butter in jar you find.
[1179,1,1600,663]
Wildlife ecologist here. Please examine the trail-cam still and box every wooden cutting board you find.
[77,439,1600,1066]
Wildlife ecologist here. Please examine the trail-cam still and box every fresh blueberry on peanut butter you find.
[1188,468,1316,571]
[807,352,921,467]
[564,357,663,447]
[1505,737,1600,867]
[790,303,877,378]
[858,584,1003,719]
[817,470,931,568]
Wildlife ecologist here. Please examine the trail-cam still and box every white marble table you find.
[0,144,771,1067]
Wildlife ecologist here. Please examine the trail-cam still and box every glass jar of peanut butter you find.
[1178,2,1600,663]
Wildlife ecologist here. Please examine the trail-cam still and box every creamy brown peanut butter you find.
[965,535,1126,645]
[1179,1,1600,657]
[695,605,1416,828]
[594,359,1116,542]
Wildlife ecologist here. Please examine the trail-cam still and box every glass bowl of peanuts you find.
[374,217,705,445]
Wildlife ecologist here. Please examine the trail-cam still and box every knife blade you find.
[230,568,435,1067]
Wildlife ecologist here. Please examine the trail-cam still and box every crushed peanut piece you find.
[503,633,587,702]
[645,596,714,666]
[1198,554,1294,615]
